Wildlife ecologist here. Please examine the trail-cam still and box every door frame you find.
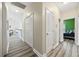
[59,19,61,43]
[75,16,79,45]
[2,2,8,56]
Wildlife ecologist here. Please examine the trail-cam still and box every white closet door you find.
[24,13,33,47]
[46,8,56,53]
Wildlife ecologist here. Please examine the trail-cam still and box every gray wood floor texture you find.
[5,35,79,57]
[4,35,37,57]
[48,39,79,57]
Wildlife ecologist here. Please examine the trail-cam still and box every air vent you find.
[11,2,26,9]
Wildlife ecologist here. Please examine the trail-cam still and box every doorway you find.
[63,18,75,42]
[2,3,35,57]
[5,3,26,53]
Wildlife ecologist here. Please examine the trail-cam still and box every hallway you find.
[0,2,79,57]
[4,34,37,57]
[48,39,79,57]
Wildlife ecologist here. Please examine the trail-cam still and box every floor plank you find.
[48,39,78,57]
[56,47,65,57]
[71,44,78,57]
[50,44,62,57]
[9,35,28,51]
[5,34,37,57]
[64,41,70,57]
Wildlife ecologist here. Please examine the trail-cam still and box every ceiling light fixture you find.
[63,2,69,4]
[16,10,19,12]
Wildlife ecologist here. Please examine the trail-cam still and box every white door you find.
[24,13,33,47]
[46,9,56,53]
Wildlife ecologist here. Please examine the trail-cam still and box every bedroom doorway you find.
[63,18,75,42]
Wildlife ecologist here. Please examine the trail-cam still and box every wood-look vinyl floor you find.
[4,35,37,57]
[8,35,29,51]
[5,35,79,57]
[48,39,79,57]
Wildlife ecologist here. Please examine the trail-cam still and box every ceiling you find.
[21,2,79,13]
[54,2,79,12]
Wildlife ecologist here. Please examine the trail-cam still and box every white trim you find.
[75,17,78,46]
[33,48,43,57]
[7,39,9,53]
[60,39,63,43]
[24,41,33,48]
[75,42,79,45]
[42,53,47,57]
[53,42,59,49]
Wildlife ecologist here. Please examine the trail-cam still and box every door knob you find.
[46,33,48,35]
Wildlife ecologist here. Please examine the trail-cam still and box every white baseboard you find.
[22,38,24,42]
[24,40,33,48]
[53,42,59,49]
[46,42,59,55]
[33,43,59,57]
[33,48,43,57]
[75,42,79,46]
[60,39,64,43]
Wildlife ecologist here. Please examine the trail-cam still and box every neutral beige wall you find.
[42,3,60,54]
[23,2,60,55]
[61,7,78,20]
[32,3,43,54]
[77,4,79,16]
[0,3,2,56]
[23,2,43,54]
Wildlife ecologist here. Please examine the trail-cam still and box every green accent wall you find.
[64,18,75,32]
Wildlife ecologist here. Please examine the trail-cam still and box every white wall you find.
[23,3,43,56]
[0,3,2,56]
